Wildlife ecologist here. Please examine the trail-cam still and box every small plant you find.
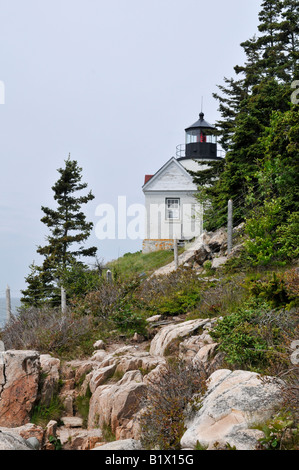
[257,413,298,450]
[48,435,63,451]
[102,422,116,442]
[75,385,92,428]
[194,441,208,450]
[203,260,214,276]
[111,303,147,336]
[31,395,64,428]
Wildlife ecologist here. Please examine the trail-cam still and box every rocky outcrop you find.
[149,318,215,357]
[181,369,283,450]
[92,438,142,450]
[0,430,36,450]
[0,350,40,427]
[0,291,285,451]
[39,354,61,406]
[88,370,146,440]
[151,224,245,277]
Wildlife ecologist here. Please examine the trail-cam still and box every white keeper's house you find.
[142,112,224,253]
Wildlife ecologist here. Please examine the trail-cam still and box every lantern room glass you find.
[185,130,217,145]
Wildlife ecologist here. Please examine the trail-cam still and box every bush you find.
[245,270,299,308]
[1,306,92,356]
[210,299,297,373]
[137,268,202,317]
[140,360,206,450]
[245,272,290,308]
[111,303,147,336]
[151,289,201,317]
[276,212,299,260]
[244,198,282,266]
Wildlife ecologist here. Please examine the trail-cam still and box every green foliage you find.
[244,199,282,265]
[137,268,202,318]
[210,298,296,372]
[257,413,299,450]
[151,289,201,317]
[60,262,103,299]
[101,422,116,442]
[107,248,184,279]
[75,385,92,428]
[111,303,147,336]
[192,0,298,231]
[276,212,299,260]
[194,441,208,450]
[245,272,292,308]
[258,108,299,216]
[211,300,269,370]
[31,395,64,428]
[48,435,63,451]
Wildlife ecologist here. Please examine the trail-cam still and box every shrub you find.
[111,303,147,336]
[138,268,202,317]
[244,198,282,266]
[284,268,299,306]
[152,289,201,317]
[210,299,297,372]
[276,212,299,261]
[245,272,290,308]
[1,306,92,356]
[140,360,206,450]
[257,412,299,450]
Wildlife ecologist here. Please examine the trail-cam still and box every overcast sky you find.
[0,0,262,296]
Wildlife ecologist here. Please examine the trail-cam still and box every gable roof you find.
[142,157,197,192]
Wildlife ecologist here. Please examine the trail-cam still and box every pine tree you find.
[192,0,298,230]
[21,156,97,306]
[279,0,299,78]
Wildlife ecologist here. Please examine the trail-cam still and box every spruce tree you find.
[192,0,298,230]
[279,0,299,78]
[21,156,97,306]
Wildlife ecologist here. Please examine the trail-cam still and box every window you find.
[166,198,180,220]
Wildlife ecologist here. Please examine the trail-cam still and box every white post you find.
[174,237,178,270]
[106,269,112,283]
[61,286,67,314]
[6,285,12,323]
[227,199,233,255]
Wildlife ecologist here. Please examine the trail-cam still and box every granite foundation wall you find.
[142,239,174,254]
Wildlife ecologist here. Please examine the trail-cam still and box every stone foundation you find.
[142,239,174,254]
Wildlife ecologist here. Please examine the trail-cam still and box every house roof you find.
[142,157,197,192]
[144,175,154,185]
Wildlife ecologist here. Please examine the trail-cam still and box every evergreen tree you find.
[258,106,299,214]
[192,0,298,230]
[279,0,299,78]
[21,156,97,306]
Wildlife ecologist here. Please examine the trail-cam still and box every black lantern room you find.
[177,112,221,161]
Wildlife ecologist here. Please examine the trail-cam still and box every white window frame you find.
[165,198,180,221]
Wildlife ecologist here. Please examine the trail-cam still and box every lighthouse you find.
[142,112,224,253]
[176,112,223,172]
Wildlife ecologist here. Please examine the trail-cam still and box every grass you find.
[106,248,184,279]
[31,395,64,428]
